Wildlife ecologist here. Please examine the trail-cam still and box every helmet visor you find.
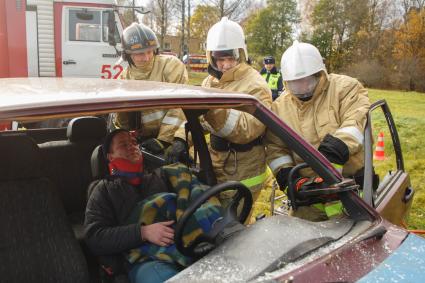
[211,49,239,60]
[286,75,318,96]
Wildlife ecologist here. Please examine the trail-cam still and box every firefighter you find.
[114,23,188,156]
[175,17,272,213]
[260,56,283,100]
[265,41,371,221]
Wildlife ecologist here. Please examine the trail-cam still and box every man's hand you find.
[141,220,175,247]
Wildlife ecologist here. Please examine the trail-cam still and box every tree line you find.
[308,0,425,92]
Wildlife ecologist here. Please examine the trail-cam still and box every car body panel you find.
[357,234,425,283]
[0,77,252,116]
[270,221,408,283]
[376,171,413,226]
[364,100,414,226]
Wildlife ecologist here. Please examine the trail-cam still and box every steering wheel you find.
[174,181,253,258]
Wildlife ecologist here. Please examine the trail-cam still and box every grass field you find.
[367,89,425,230]
[188,72,425,229]
[188,72,207,86]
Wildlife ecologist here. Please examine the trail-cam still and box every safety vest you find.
[262,72,281,90]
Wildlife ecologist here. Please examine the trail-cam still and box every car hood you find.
[168,215,354,282]
[357,233,425,282]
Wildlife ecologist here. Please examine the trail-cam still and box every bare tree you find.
[202,0,253,21]
[116,0,138,26]
[400,0,425,20]
[187,0,191,61]
[362,0,398,58]
[298,0,320,36]
[180,0,186,58]
[148,0,175,48]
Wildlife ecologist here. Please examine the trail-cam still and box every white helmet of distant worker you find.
[281,41,326,100]
[206,17,248,71]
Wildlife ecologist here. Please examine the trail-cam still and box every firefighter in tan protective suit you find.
[265,41,371,221]
[114,23,188,158]
[175,17,272,209]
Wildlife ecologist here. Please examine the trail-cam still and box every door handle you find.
[403,187,414,203]
[63,60,76,65]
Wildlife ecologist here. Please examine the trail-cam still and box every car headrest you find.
[0,135,42,181]
[91,145,109,180]
[67,117,107,143]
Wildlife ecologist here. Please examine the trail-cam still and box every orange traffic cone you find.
[374,132,385,160]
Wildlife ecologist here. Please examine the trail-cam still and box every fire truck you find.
[0,0,126,79]
[186,54,208,72]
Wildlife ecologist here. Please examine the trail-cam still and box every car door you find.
[363,99,414,226]
[61,7,124,78]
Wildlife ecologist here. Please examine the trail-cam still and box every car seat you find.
[0,135,89,283]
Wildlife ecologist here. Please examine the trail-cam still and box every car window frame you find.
[363,99,408,208]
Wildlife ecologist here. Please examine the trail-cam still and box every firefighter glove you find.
[318,134,349,165]
[165,138,189,164]
[276,167,296,191]
[140,138,167,154]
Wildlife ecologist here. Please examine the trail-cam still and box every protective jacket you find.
[177,63,272,193]
[260,67,283,100]
[265,72,370,178]
[114,55,188,144]
[84,170,169,255]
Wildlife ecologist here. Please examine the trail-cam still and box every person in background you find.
[260,56,283,100]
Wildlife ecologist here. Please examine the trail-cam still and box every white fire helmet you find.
[280,41,326,81]
[206,17,248,65]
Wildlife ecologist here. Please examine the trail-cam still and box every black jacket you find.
[84,170,169,256]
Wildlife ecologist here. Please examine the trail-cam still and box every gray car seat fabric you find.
[87,145,109,200]
[0,135,89,283]
[39,117,107,225]
[67,116,107,143]
[91,144,108,180]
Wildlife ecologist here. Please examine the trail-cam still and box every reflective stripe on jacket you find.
[265,72,371,177]
[114,55,188,143]
[261,72,281,91]
[176,63,272,192]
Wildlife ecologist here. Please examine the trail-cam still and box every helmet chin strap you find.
[208,64,223,79]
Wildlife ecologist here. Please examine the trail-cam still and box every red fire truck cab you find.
[1,0,125,79]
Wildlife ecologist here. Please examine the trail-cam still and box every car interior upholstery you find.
[38,117,107,239]
[0,135,90,283]
[0,116,174,282]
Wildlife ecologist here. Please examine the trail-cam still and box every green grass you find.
[188,72,425,229]
[188,71,208,86]
[368,89,425,230]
